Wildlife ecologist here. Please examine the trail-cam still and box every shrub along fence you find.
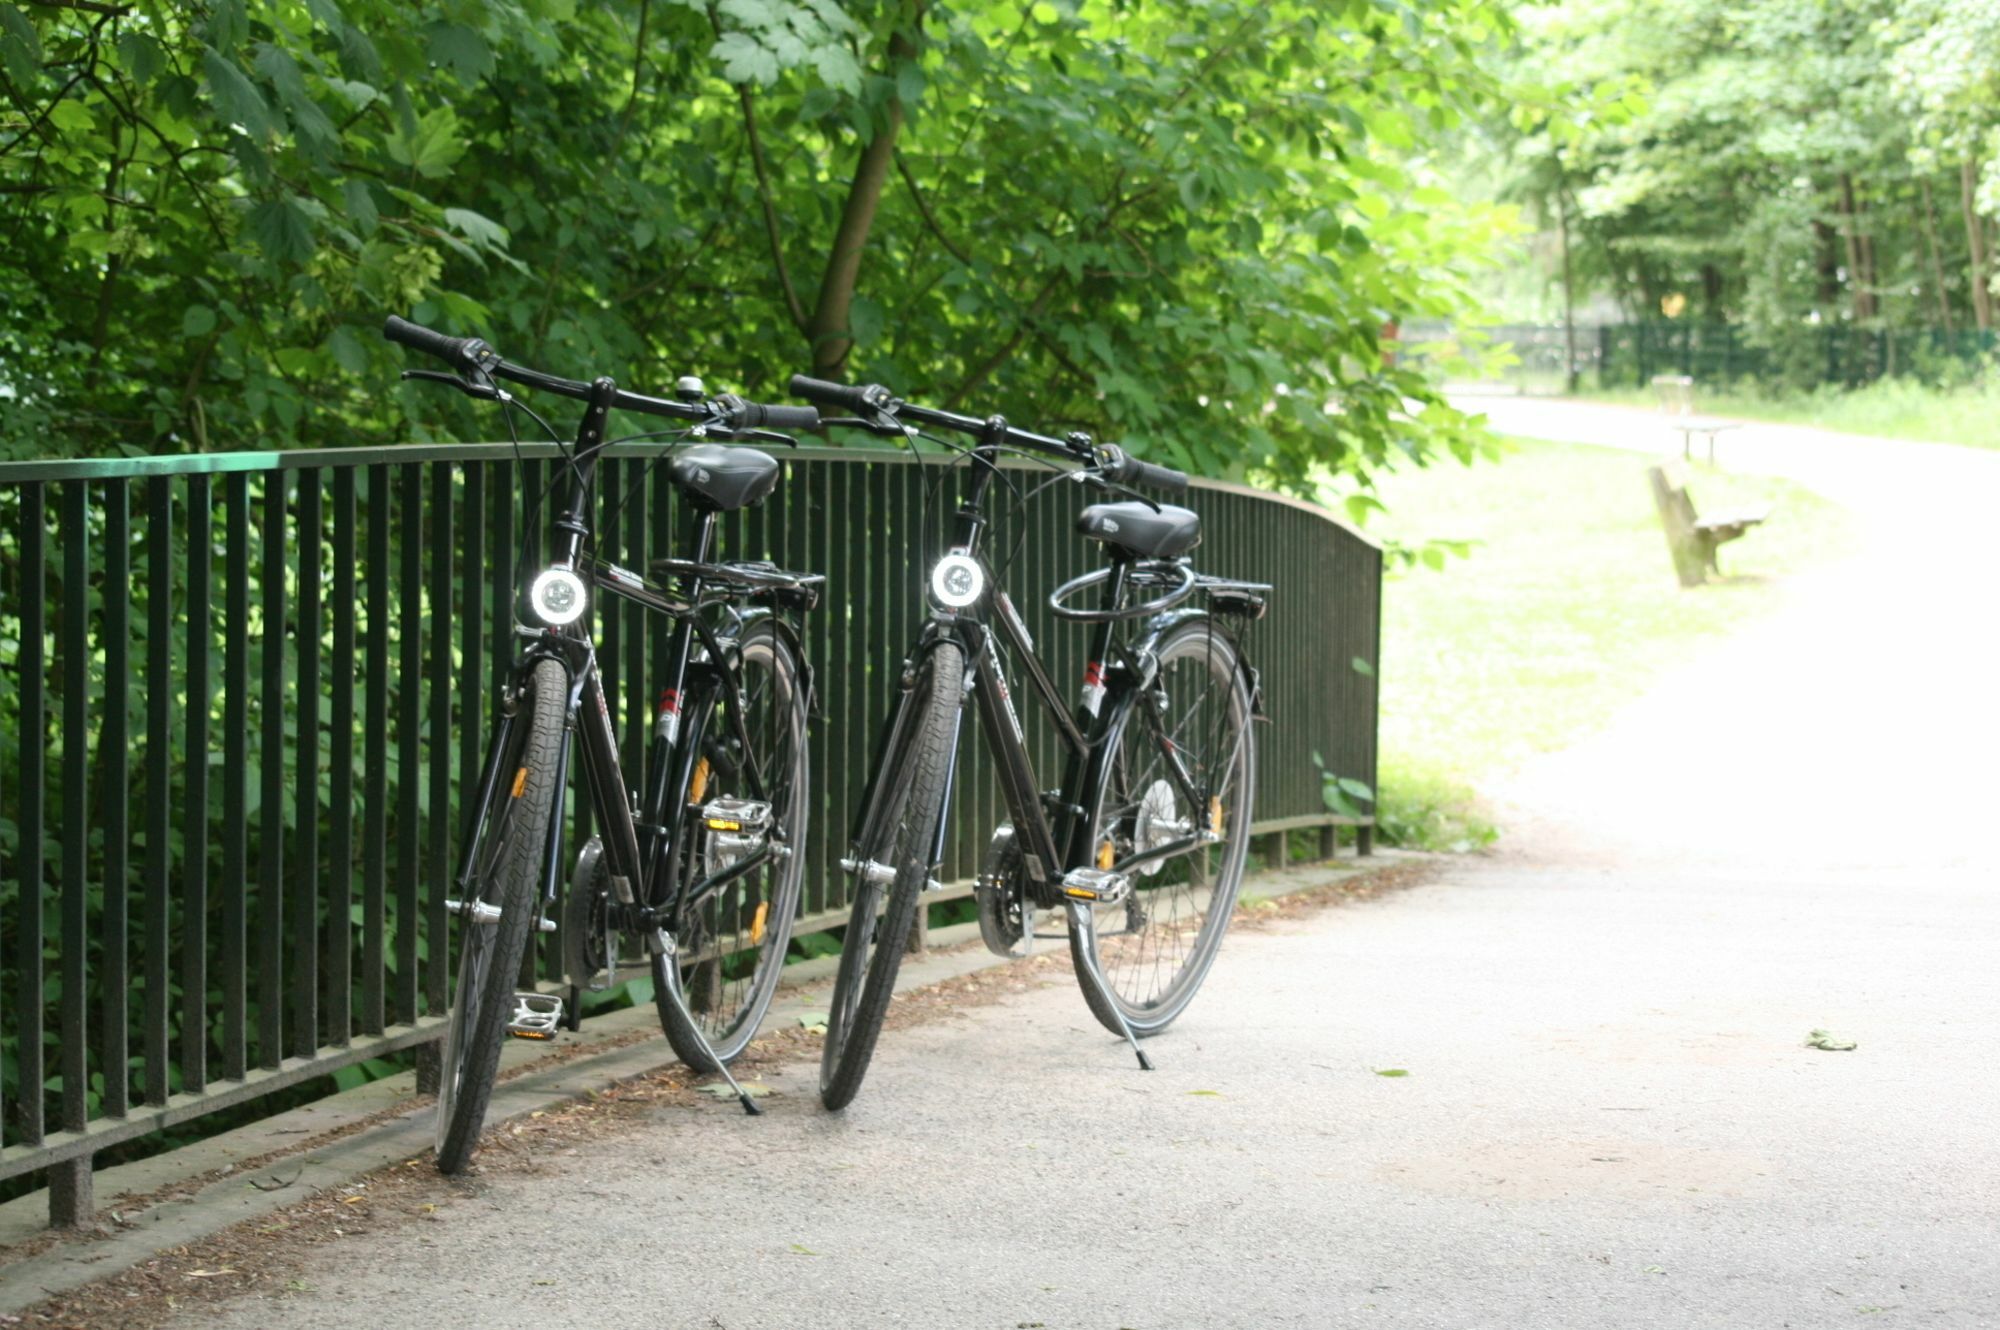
[0,441,1379,1229]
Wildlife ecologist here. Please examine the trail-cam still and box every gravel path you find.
[167,402,2000,1329]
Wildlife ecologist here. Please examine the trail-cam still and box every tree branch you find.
[894,149,970,267]
[736,84,807,333]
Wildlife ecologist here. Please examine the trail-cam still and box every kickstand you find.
[1063,900,1155,1072]
[655,931,763,1116]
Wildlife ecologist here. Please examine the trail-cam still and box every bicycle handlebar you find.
[788,373,1190,492]
[385,315,820,436]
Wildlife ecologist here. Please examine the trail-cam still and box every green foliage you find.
[1489,0,2000,341]
[1,0,1520,495]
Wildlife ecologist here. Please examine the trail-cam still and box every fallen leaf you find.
[1374,1068,1410,1078]
[341,1195,367,1205]
[1185,1089,1223,1097]
[789,1243,819,1256]
[798,1014,828,1033]
[1806,1030,1857,1052]
[185,1269,240,1279]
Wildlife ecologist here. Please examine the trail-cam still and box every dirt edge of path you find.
[9,853,1440,1330]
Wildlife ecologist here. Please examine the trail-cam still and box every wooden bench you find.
[1653,374,1741,461]
[1646,459,1771,587]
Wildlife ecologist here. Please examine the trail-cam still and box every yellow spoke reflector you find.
[750,900,769,946]
[511,767,529,799]
[1208,797,1223,835]
[1097,839,1115,870]
[690,757,711,804]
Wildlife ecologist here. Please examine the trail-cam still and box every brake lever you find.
[817,412,908,439]
[400,368,507,402]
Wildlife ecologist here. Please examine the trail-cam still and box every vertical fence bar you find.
[101,482,130,1119]
[459,464,484,836]
[220,474,249,1082]
[329,469,356,1046]
[362,465,389,1035]
[257,474,287,1068]
[53,482,93,1223]
[395,464,421,1025]
[143,478,172,1106]
[426,464,452,1025]
[294,473,322,1058]
[14,485,46,1154]
[182,475,210,1093]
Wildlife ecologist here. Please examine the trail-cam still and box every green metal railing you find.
[0,442,1379,1228]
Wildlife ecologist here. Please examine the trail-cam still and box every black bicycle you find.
[790,374,1269,1109]
[384,316,824,1172]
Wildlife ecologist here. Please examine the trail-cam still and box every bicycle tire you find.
[434,655,568,1174]
[656,622,809,1070]
[819,638,962,1110]
[1070,618,1254,1038]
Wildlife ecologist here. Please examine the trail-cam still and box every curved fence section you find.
[0,442,1378,1226]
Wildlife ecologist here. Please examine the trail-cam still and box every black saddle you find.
[669,444,780,512]
[1076,501,1202,560]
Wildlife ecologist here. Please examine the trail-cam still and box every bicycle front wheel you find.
[819,638,962,1110]
[435,655,568,1175]
[656,622,809,1071]
[1071,617,1254,1038]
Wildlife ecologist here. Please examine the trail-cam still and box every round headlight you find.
[928,552,986,609]
[529,567,588,626]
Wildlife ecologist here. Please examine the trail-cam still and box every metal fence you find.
[0,442,1379,1228]
[1404,320,1998,392]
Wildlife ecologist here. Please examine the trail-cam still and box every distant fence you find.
[0,442,1379,1228]
[1405,320,1998,392]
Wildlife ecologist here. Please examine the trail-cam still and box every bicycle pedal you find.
[506,992,565,1040]
[1060,867,1131,905]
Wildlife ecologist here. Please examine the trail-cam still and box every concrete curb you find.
[0,850,1414,1314]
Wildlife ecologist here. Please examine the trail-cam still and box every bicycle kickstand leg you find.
[1063,900,1154,1072]
[653,930,763,1116]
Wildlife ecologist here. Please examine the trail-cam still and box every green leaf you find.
[202,46,274,138]
[1805,1030,1857,1052]
[183,305,218,337]
[426,23,493,82]
[247,197,316,264]
[2,6,42,86]
[384,106,464,178]
[1185,1089,1223,1097]
[328,326,368,375]
[46,99,94,134]
[1373,1068,1409,1078]
[848,295,883,346]
[443,206,509,250]
[812,44,861,95]
[712,32,778,86]
[1336,777,1373,802]
[341,178,378,236]
[1350,656,1375,677]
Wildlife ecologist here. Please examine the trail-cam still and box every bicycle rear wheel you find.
[435,655,568,1174]
[1071,618,1254,1037]
[657,622,809,1070]
[819,639,962,1110]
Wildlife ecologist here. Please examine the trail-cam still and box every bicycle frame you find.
[848,441,1226,912]
[454,379,799,946]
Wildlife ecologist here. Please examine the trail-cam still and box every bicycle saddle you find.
[1076,501,1202,560]
[669,444,780,512]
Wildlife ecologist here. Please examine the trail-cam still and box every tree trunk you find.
[808,13,926,377]
[1557,186,1578,395]
[1837,173,1876,323]
[1919,174,1954,333]
[1963,158,1993,332]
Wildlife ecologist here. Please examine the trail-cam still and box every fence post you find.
[49,1158,93,1227]
[1596,324,1611,390]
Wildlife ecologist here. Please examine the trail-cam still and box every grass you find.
[1345,436,1863,847]
[1582,376,2000,449]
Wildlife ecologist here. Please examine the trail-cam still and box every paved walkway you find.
[175,402,1999,1329]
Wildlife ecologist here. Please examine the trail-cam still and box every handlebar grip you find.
[382,314,490,370]
[1099,443,1189,493]
[788,374,890,413]
[1124,456,1189,493]
[734,400,823,432]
